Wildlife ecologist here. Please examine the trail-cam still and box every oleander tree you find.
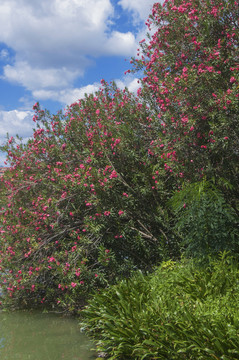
[0,82,178,311]
[131,0,239,256]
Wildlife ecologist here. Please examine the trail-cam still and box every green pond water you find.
[0,311,96,360]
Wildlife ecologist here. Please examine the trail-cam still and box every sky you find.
[0,0,157,165]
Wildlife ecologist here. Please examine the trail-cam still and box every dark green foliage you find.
[169,179,239,257]
[81,254,239,359]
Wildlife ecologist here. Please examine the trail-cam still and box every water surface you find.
[0,311,95,360]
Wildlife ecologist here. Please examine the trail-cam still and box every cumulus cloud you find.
[3,62,81,91]
[103,31,136,56]
[118,0,156,23]
[0,0,159,132]
[0,109,35,165]
[32,83,101,105]
[0,0,115,60]
[115,76,140,93]
[0,0,139,95]
[0,109,34,143]
[0,48,9,60]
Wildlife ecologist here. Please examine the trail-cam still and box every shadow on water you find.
[0,310,96,360]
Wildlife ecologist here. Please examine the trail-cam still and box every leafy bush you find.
[0,83,178,311]
[134,0,239,246]
[135,0,239,195]
[82,253,239,359]
[169,179,239,257]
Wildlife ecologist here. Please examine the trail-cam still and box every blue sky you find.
[0,0,156,165]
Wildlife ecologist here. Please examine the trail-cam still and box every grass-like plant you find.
[81,253,239,359]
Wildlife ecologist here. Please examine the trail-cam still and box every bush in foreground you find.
[82,253,239,359]
[0,84,178,311]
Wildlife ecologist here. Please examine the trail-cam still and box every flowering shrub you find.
[0,83,177,310]
[131,0,239,256]
[133,0,239,196]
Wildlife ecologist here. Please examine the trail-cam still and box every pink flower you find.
[75,269,81,277]
[71,282,77,288]
[109,170,118,179]
[61,191,67,199]
[118,210,124,216]
[96,109,100,115]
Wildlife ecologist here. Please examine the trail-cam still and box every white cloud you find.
[32,83,101,105]
[104,31,136,56]
[0,0,159,131]
[0,109,35,165]
[0,110,34,143]
[3,62,81,91]
[58,84,102,104]
[0,48,9,60]
[0,0,115,56]
[0,0,139,95]
[118,0,156,23]
[116,76,140,93]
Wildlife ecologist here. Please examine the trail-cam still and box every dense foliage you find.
[0,0,238,318]
[132,0,239,256]
[147,0,239,253]
[82,254,239,360]
[0,84,179,310]
[134,0,239,189]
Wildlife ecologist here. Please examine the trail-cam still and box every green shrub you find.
[169,179,239,257]
[81,253,239,359]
